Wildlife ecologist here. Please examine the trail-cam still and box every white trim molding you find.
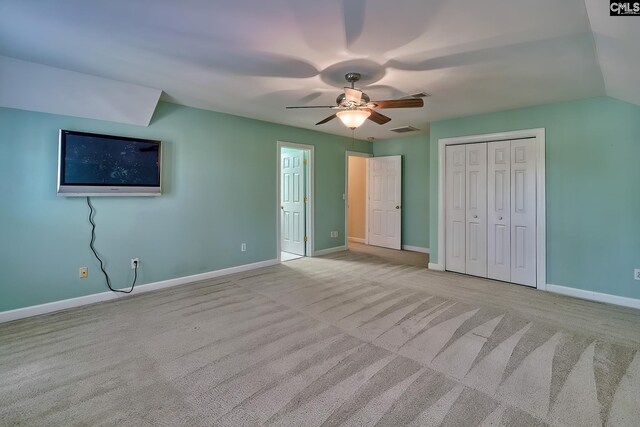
[0,259,279,324]
[437,128,546,289]
[428,262,445,271]
[348,237,366,244]
[547,284,640,310]
[314,245,347,256]
[402,245,430,254]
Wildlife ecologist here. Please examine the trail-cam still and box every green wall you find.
[430,96,640,299]
[0,102,370,311]
[373,134,430,249]
[4,95,639,311]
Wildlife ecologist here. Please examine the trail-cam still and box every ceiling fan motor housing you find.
[336,92,370,107]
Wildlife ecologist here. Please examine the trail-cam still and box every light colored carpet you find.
[1,248,639,426]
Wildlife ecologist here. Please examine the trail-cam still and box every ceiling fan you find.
[286,72,424,129]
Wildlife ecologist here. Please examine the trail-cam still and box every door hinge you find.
[303,159,308,165]
[304,235,308,242]
[304,196,308,204]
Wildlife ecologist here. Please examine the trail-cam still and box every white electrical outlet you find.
[635,269,640,281]
[79,266,88,279]
[330,231,339,238]
[131,258,139,269]
[241,243,247,252]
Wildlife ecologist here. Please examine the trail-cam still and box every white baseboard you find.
[348,237,366,244]
[314,245,347,256]
[428,262,445,271]
[0,258,279,324]
[546,284,640,310]
[402,245,430,254]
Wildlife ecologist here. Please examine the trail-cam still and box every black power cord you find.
[87,196,138,294]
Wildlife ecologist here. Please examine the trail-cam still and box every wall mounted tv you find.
[57,129,162,196]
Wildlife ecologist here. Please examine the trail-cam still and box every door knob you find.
[396,206,400,209]
[281,206,284,210]
[473,215,478,218]
[498,216,503,220]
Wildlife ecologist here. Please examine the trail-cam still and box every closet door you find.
[465,143,487,277]
[510,139,537,286]
[487,141,511,281]
[445,145,466,273]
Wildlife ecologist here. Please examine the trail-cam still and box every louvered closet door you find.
[445,145,466,273]
[465,143,487,277]
[510,139,537,287]
[487,141,511,282]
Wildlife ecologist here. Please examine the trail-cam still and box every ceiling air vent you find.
[389,126,419,134]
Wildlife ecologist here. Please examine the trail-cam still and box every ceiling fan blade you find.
[316,114,337,125]
[367,98,424,109]
[286,105,336,109]
[344,87,363,104]
[364,109,391,125]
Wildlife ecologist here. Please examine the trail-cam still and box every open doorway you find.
[346,152,404,251]
[277,141,314,262]
[345,151,372,249]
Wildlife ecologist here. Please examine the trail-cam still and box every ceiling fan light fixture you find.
[336,110,370,129]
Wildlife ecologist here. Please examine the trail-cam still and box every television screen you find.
[57,130,162,196]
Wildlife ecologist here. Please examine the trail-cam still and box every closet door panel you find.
[445,145,466,273]
[465,143,487,277]
[487,141,511,281]
[510,139,537,286]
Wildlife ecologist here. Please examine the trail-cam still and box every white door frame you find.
[345,151,372,246]
[433,128,547,290]
[277,141,314,261]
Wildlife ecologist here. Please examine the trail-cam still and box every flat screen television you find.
[57,129,162,196]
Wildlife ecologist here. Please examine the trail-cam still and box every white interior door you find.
[465,143,488,277]
[510,139,537,286]
[487,141,511,281]
[445,145,466,273]
[368,155,401,250]
[281,149,305,255]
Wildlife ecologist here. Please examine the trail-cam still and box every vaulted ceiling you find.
[0,0,638,140]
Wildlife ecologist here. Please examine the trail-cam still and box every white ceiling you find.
[0,0,637,140]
